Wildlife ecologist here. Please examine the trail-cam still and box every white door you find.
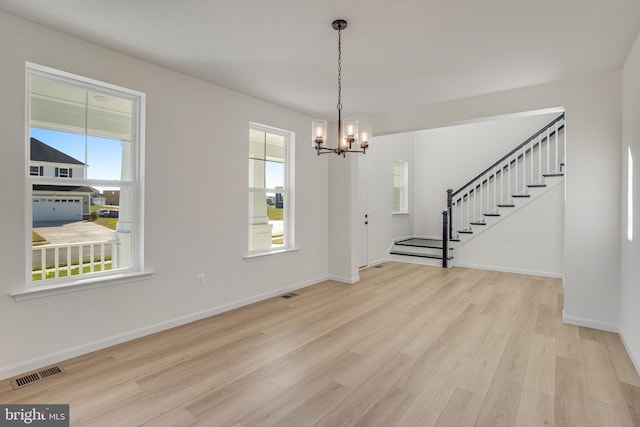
[358,156,368,268]
[33,197,82,221]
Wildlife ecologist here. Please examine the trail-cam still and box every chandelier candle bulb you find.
[312,119,327,148]
[360,126,371,150]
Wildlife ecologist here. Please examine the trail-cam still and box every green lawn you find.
[90,205,118,230]
[267,206,283,220]
[32,231,47,246]
[33,262,112,281]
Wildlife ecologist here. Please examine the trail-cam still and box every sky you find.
[31,128,122,181]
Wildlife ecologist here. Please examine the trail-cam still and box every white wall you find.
[365,132,415,265]
[457,182,564,277]
[413,113,560,237]
[0,11,329,379]
[620,32,640,372]
[373,70,622,331]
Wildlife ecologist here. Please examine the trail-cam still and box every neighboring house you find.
[30,137,94,221]
[103,190,120,206]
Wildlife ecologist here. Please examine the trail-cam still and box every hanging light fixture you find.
[313,19,371,157]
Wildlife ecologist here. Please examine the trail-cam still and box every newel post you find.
[446,189,453,241]
[442,210,449,268]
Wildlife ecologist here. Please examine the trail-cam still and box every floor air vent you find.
[280,292,299,299]
[11,365,64,389]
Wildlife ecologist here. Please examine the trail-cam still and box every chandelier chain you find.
[337,27,342,112]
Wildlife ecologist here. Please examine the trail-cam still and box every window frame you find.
[246,122,295,258]
[392,160,409,215]
[16,62,147,299]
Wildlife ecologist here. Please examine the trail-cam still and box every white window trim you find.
[392,160,409,215]
[247,122,295,257]
[21,62,147,297]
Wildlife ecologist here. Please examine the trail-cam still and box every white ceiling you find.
[1,0,639,119]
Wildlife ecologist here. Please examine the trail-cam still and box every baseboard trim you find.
[454,262,564,279]
[619,331,640,377]
[562,312,620,333]
[0,275,330,381]
[365,257,390,268]
[328,275,360,284]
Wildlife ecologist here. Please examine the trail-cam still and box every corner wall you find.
[620,32,640,373]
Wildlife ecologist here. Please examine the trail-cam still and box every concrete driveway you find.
[32,221,115,268]
[33,220,113,244]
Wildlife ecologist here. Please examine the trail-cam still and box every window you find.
[25,63,145,289]
[629,146,634,242]
[248,123,294,255]
[392,160,408,214]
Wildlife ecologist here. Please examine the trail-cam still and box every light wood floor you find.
[2,263,640,426]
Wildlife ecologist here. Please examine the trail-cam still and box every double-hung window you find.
[24,63,145,290]
[392,160,409,214]
[248,123,294,255]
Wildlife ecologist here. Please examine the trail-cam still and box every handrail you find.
[451,113,564,198]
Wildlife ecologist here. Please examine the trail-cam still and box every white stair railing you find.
[446,114,565,240]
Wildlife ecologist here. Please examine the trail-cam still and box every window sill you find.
[244,247,300,261]
[392,211,410,216]
[10,270,155,302]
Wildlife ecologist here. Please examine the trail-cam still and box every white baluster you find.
[546,128,551,174]
[530,140,534,184]
[514,152,520,194]
[78,244,83,276]
[500,163,504,205]
[473,182,478,222]
[538,135,542,182]
[465,192,471,230]
[480,177,484,216]
[67,246,72,276]
[491,168,498,212]
[90,244,95,273]
[554,122,560,171]
[54,247,59,278]
[522,148,526,192]
[41,248,46,279]
[508,160,512,203]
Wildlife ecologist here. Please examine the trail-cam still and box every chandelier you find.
[312,19,371,156]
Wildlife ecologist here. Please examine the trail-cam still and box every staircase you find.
[390,114,565,267]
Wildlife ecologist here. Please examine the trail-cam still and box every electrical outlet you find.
[196,273,205,285]
[310,252,316,260]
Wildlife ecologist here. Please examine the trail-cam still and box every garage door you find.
[33,197,83,221]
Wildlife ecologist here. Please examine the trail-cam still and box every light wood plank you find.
[591,398,635,427]
[556,322,583,361]
[601,331,640,387]
[554,356,595,427]
[433,387,484,427]
[513,388,554,427]
[1,264,637,427]
[581,338,627,407]
[523,334,556,397]
[620,383,640,426]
